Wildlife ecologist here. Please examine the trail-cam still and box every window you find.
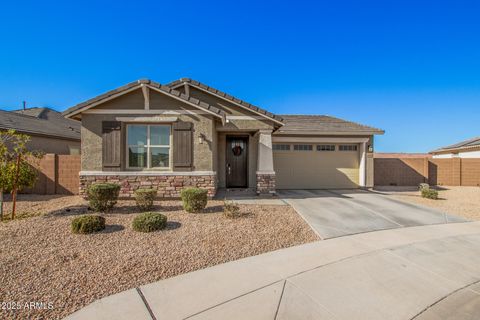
[293,144,313,151]
[338,144,358,151]
[127,124,171,169]
[317,144,335,151]
[273,144,290,151]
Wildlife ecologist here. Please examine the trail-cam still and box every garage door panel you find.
[274,149,359,189]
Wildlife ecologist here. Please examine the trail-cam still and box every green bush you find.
[132,212,167,232]
[223,200,241,219]
[421,188,438,200]
[134,188,157,211]
[87,183,120,212]
[181,188,208,213]
[71,215,105,234]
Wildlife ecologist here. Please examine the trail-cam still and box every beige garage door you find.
[273,143,360,189]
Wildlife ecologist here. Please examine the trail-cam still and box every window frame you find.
[316,144,336,152]
[126,124,172,170]
[272,144,291,151]
[338,144,358,152]
[293,144,313,151]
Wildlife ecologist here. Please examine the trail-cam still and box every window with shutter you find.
[172,122,193,171]
[102,121,122,170]
[126,124,171,169]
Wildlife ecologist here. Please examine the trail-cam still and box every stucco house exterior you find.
[430,137,480,158]
[0,107,80,155]
[62,79,384,197]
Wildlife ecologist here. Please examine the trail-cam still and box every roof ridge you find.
[0,109,51,120]
[166,78,283,123]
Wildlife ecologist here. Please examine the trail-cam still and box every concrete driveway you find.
[66,222,480,320]
[278,189,467,239]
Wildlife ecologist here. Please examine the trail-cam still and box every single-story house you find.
[62,79,384,197]
[0,107,81,155]
[430,137,480,158]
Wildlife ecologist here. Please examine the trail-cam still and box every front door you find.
[226,136,248,188]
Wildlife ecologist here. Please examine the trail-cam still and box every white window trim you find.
[126,124,172,170]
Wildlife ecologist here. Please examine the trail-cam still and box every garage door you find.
[273,143,360,189]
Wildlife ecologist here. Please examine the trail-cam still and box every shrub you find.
[421,188,438,200]
[71,215,105,234]
[223,200,241,219]
[181,188,208,213]
[419,183,430,191]
[134,188,157,211]
[132,212,167,232]
[87,183,120,212]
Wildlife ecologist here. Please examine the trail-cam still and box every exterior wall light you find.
[199,134,206,144]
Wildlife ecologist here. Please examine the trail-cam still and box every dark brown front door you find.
[226,136,248,188]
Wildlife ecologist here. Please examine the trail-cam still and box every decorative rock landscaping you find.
[0,196,318,320]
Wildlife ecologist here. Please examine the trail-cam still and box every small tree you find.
[0,130,42,220]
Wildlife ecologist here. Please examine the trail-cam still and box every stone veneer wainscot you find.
[79,172,217,198]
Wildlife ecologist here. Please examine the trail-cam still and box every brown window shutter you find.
[173,122,193,171]
[102,121,122,171]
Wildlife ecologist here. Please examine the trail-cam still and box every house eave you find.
[0,127,80,141]
[273,130,384,136]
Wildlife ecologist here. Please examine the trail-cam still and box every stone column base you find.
[256,172,276,195]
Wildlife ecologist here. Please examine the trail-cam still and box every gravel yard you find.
[375,186,480,221]
[0,195,318,320]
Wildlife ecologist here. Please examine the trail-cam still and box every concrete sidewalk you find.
[66,222,480,320]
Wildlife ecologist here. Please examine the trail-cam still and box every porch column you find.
[359,142,367,187]
[256,130,276,195]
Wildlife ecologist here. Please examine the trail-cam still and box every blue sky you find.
[1,0,479,153]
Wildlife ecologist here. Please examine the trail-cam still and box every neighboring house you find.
[430,137,480,158]
[62,78,384,197]
[374,153,431,158]
[0,107,81,155]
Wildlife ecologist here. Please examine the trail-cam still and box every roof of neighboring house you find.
[62,79,227,123]
[166,78,284,124]
[430,136,480,154]
[275,115,384,135]
[0,108,80,140]
[374,153,431,158]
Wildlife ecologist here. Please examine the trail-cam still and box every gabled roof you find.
[167,78,284,124]
[0,108,80,140]
[275,115,384,135]
[62,79,227,123]
[430,136,480,154]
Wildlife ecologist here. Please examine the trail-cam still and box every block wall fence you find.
[374,157,480,186]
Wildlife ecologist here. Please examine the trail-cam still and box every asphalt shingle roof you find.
[431,136,480,153]
[166,78,284,123]
[275,115,384,134]
[62,78,384,135]
[0,108,80,140]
